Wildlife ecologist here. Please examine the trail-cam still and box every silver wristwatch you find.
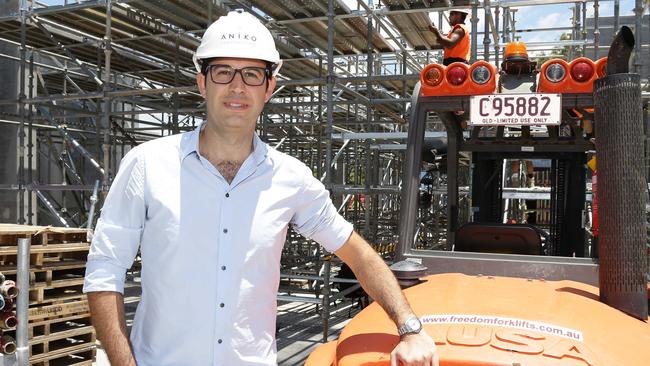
[397,316,423,337]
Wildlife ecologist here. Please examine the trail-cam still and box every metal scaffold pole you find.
[17,0,27,224]
[471,0,479,62]
[16,237,31,366]
[102,1,113,195]
[365,11,374,240]
[503,6,510,44]
[27,53,34,224]
[494,5,500,67]
[614,0,620,34]
[321,0,335,343]
[593,0,600,59]
[633,0,644,74]
[582,1,587,56]
[483,0,491,61]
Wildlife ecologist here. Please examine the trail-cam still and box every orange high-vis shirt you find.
[444,24,470,61]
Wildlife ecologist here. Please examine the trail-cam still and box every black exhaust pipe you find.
[594,26,648,320]
[606,26,635,75]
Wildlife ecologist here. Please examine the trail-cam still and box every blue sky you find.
[501,0,637,43]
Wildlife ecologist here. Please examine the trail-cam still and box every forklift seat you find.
[454,223,542,255]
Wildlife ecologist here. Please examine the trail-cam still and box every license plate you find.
[469,93,562,126]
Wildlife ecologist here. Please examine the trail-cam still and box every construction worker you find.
[428,9,471,65]
[83,10,438,366]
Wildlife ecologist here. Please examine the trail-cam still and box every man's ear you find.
[264,76,277,103]
[197,73,207,98]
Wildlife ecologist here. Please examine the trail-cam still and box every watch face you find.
[406,317,422,332]
[400,316,422,335]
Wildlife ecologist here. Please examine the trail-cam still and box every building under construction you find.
[0,0,649,365]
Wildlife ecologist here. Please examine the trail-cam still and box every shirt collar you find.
[179,124,202,161]
[179,123,268,166]
[250,133,269,166]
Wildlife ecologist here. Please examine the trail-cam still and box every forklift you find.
[306,27,649,366]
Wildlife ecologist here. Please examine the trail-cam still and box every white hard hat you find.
[428,9,469,24]
[193,10,282,75]
[448,8,470,15]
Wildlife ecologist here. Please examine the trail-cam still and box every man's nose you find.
[228,70,246,92]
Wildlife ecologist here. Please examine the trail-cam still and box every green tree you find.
[533,32,572,64]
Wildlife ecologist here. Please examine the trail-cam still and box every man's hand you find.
[428,25,443,41]
[390,331,439,366]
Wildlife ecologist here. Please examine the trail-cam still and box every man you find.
[428,9,471,65]
[83,10,439,366]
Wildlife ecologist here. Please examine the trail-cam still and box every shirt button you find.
[218,339,223,344]
[223,228,228,234]
[221,265,226,271]
[225,193,230,198]
[220,303,225,308]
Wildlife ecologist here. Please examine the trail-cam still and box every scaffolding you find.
[0,0,648,340]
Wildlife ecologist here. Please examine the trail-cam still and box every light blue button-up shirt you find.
[83,124,353,365]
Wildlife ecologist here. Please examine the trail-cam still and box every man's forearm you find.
[437,37,454,48]
[88,291,137,366]
[430,28,463,49]
[354,250,413,325]
[335,232,414,326]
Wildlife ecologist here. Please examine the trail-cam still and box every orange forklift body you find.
[305,274,650,366]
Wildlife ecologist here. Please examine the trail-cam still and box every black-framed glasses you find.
[205,64,269,86]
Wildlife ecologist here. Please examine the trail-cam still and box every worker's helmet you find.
[193,10,282,76]
[504,41,529,62]
[448,8,470,15]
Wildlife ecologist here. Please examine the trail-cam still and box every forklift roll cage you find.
[396,73,600,286]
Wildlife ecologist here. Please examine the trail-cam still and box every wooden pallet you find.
[28,321,95,360]
[0,224,96,365]
[30,346,96,366]
[0,225,88,245]
[1,259,87,278]
[0,224,90,305]
[29,313,91,338]
[28,300,89,323]
[3,308,96,365]
[0,224,88,235]
[0,224,90,277]
[3,300,93,352]
[29,279,85,303]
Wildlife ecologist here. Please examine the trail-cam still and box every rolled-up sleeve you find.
[84,148,146,294]
[291,168,353,252]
